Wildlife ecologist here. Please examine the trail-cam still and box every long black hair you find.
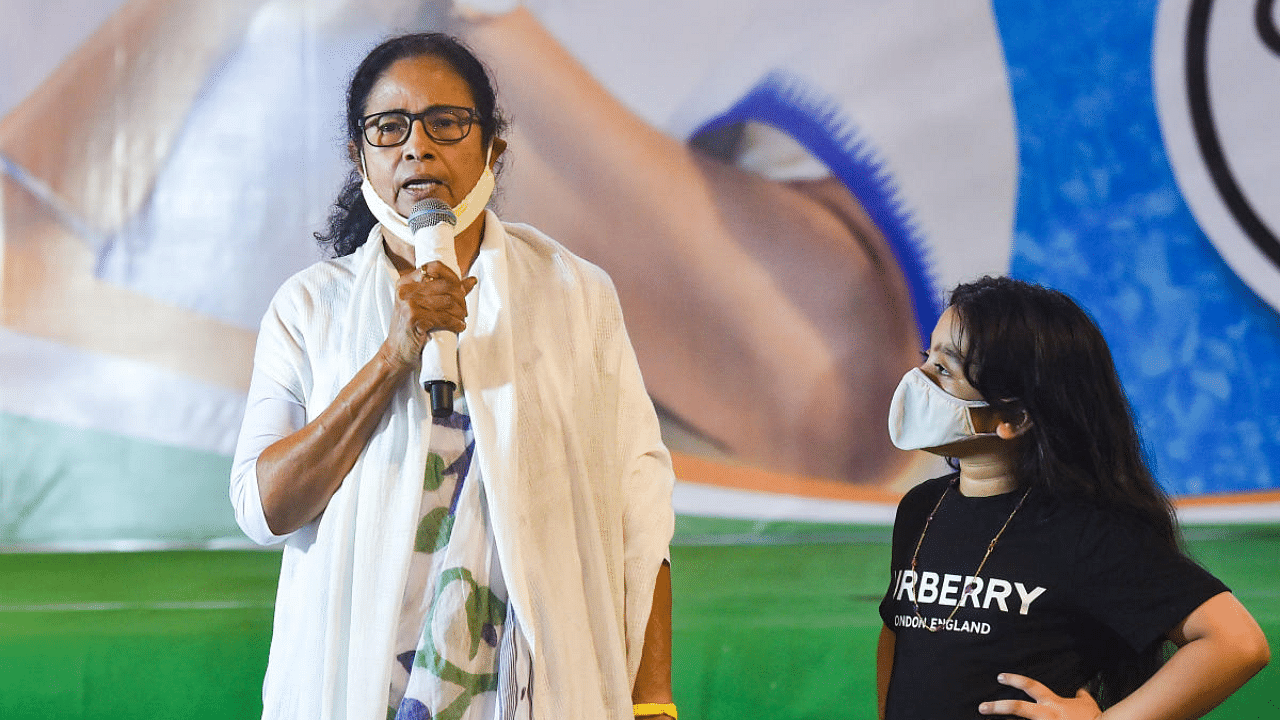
[947,275,1180,705]
[315,33,508,257]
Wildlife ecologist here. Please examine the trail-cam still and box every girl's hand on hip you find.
[978,673,1102,720]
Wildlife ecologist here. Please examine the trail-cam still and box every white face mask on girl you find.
[358,144,495,245]
[887,367,993,450]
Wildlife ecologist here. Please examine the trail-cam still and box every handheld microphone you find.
[408,198,460,418]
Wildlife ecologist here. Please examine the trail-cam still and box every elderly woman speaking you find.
[229,33,676,720]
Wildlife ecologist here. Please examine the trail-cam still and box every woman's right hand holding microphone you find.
[380,260,478,372]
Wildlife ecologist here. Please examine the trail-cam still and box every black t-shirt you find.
[878,474,1228,720]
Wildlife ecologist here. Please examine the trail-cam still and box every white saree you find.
[246,212,675,720]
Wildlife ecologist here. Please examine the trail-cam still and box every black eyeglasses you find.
[358,106,478,147]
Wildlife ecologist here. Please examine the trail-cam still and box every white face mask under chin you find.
[887,367,994,451]
[359,144,495,245]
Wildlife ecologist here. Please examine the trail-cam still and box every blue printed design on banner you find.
[992,0,1280,495]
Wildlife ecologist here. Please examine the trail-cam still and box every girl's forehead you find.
[930,307,965,351]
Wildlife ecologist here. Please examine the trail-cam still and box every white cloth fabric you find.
[236,212,675,720]
[230,374,303,546]
[394,398,512,720]
[230,371,525,719]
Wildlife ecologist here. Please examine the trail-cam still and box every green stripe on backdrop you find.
[1,526,1276,719]
[0,552,276,719]
[0,414,241,546]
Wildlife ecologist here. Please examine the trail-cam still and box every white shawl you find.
[252,212,675,720]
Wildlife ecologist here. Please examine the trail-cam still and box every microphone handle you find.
[426,379,456,418]
[413,223,461,417]
[422,332,458,418]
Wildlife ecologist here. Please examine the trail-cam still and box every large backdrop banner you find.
[2,0,1278,547]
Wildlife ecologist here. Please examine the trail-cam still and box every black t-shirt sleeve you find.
[1067,508,1229,652]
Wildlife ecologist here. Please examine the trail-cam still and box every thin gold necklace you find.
[909,477,1030,631]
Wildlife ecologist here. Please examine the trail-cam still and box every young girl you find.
[877,276,1268,719]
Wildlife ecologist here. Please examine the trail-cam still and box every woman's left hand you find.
[977,674,1102,719]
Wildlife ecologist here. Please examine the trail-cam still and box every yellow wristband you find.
[634,702,677,719]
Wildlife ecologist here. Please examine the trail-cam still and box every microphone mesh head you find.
[409,198,457,232]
